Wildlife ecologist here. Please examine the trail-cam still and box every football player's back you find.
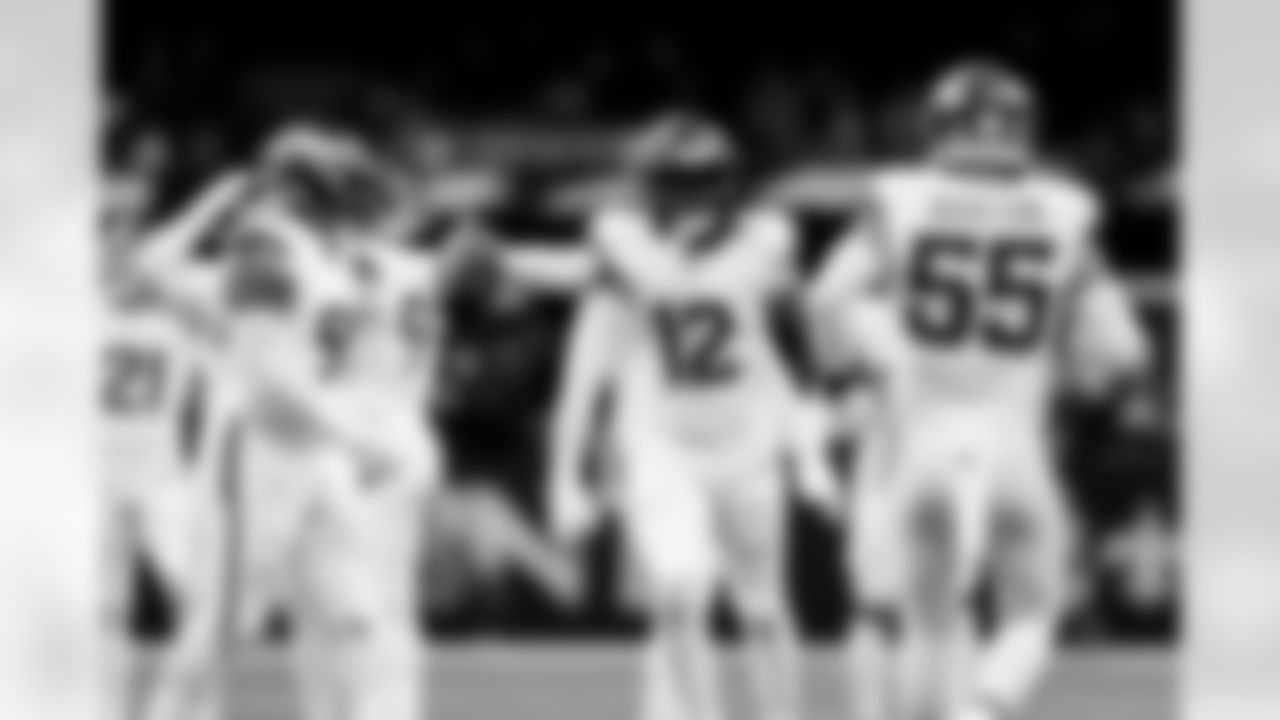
[864,62,1119,437]
[877,164,1097,429]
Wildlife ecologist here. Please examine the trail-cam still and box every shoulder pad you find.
[1034,169,1102,230]
[585,207,646,292]
[741,208,795,258]
[588,206,647,259]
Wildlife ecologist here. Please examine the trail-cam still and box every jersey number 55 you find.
[906,234,1056,353]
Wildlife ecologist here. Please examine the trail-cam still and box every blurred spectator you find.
[1097,501,1179,640]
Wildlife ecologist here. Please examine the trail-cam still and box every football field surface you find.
[203,643,1174,720]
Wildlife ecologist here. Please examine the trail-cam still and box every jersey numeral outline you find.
[905,233,1054,353]
[654,299,739,386]
[103,343,168,415]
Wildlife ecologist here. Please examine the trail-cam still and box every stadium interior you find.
[108,0,1177,646]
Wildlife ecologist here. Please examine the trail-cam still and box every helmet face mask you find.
[630,116,748,245]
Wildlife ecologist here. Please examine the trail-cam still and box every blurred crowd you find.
[110,0,1177,643]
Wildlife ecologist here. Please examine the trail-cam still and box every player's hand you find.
[549,477,600,546]
[789,397,844,522]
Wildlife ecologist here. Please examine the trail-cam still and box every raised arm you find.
[126,171,259,340]
[487,207,639,294]
[499,244,598,294]
[131,170,253,284]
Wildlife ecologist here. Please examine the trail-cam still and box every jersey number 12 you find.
[654,299,738,387]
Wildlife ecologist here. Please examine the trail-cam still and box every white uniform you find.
[102,294,216,607]
[311,240,444,629]
[817,165,1146,607]
[146,203,373,631]
[336,241,443,488]
[595,206,797,600]
[158,206,438,718]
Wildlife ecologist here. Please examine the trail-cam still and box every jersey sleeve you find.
[584,207,640,291]
[752,210,803,295]
[486,208,623,293]
[499,244,597,292]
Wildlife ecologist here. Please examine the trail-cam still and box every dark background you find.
[109,0,1178,645]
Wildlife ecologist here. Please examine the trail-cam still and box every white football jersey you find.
[595,206,798,459]
[100,292,202,467]
[145,203,363,446]
[339,241,445,400]
[816,165,1146,427]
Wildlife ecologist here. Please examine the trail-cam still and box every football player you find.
[808,61,1151,720]
[101,134,227,720]
[128,126,432,720]
[495,115,824,720]
[108,165,255,720]
[309,158,488,720]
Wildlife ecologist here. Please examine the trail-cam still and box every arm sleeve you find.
[133,172,250,285]
[131,172,255,318]
[500,245,597,292]
[490,208,603,293]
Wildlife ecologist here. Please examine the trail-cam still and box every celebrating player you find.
[311,157,489,720]
[101,137,229,720]
[495,114,830,720]
[808,61,1152,720]
[125,124,460,720]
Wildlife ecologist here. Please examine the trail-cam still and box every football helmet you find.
[625,111,739,172]
[922,60,1038,170]
[626,111,748,229]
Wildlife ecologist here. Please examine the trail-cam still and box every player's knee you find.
[354,615,423,664]
[909,490,959,564]
[997,556,1068,621]
[852,600,902,642]
[731,576,788,633]
[646,568,714,627]
[905,498,969,611]
[161,616,220,679]
[902,561,963,632]
[992,531,1071,620]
